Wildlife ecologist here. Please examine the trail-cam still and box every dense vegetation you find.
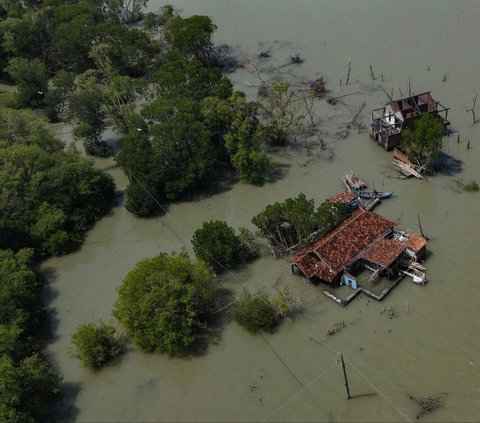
[70,322,125,369]
[232,289,278,333]
[401,113,444,169]
[252,193,348,256]
[192,220,258,272]
[0,108,115,256]
[0,249,62,423]
[113,254,217,353]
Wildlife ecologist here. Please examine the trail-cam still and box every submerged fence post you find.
[340,354,351,399]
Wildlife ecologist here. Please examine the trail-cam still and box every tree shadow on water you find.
[54,382,81,423]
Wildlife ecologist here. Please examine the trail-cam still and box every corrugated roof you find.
[361,239,404,267]
[405,233,427,253]
[294,209,396,283]
[329,191,357,204]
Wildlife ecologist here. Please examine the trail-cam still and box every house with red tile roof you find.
[291,207,427,291]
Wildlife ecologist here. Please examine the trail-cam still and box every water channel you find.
[45,1,480,421]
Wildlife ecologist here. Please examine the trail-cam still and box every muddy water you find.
[44,1,480,421]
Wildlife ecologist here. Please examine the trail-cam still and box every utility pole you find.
[340,354,351,399]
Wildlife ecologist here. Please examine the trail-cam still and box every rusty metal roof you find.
[294,209,396,283]
[329,191,357,204]
[361,239,404,267]
[405,233,427,253]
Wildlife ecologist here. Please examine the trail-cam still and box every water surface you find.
[45,1,480,421]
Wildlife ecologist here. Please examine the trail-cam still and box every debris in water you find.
[409,392,447,419]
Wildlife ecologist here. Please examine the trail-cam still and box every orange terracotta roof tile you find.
[329,191,357,204]
[405,233,427,253]
[361,239,404,267]
[295,209,396,283]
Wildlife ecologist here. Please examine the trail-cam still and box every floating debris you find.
[410,392,447,419]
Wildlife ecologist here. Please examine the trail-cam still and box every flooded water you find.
[45,1,480,421]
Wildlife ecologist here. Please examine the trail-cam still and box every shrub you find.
[113,254,217,353]
[192,220,242,272]
[232,289,278,333]
[70,322,125,369]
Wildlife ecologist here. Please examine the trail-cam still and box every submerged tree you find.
[68,71,110,157]
[232,289,278,333]
[70,321,125,369]
[401,113,444,169]
[252,194,347,256]
[6,58,48,109]
[113,254,217,353]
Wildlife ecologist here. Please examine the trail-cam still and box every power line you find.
[128,169,412,423]
[262,359,338,422]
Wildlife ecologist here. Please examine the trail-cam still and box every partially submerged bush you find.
[464,180,479,192]
[113,254,217,353]
[70,322,125,369]
[232,289,278,333]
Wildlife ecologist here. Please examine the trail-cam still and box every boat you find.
[353,190,394,200]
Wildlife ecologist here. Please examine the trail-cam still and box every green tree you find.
[44,70,76,122]
[401,113,444,168]
[0,109,115,255]
[6,58,48,108]
[252,194,347,256]
[0,249,43,347]
[232,289,278,333]
[164,15,217,63]
[260,78,307,145]
[68,71,110,156]
[224,92,273,184]
[113,254,217,353]
[153,59,232,101]
[192,220,242,272]
[70,321,125,369]
[0,354,62,423]
[140,97,218,200]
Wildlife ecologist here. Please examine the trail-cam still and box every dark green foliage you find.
[401,113,444,168]
[70,321,125,369]
[252,194,348,255]
[192,220,242,272]
[225,92,273,185]
[0,108,115,255]
[124,182,156,216]
[164,15,217,62]
[68,71,110,156]
[232,289,278,333]
[0,354,62,423]
[137,97,219,200]
[0,249,43,357]
[44,70,76,122]
[113,254,217,353]
[153,59,232,101]
[6,58,48,108]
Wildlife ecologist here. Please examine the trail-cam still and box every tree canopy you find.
[0,108,115,255]
[252,194,348,256]
[232,289,278,333]
[192,220,242,272]
[113,254,217,353]
[401,113,444,168]
[70,321,125,369]
[0,354,62,423]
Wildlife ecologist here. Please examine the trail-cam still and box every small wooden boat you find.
[353,190,394,200]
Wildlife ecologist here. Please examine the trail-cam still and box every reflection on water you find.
[46,1,480,421]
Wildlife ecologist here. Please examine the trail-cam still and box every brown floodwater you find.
[44,1,480,421]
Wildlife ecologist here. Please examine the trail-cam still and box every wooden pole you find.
[340,354,351,399]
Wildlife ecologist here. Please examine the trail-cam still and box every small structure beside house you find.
[291,206,427,305]
[369,92,450,150]
[329,191,359,212]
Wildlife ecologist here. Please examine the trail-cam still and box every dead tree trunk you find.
[466,93,478,124]
[345,59,351,85]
